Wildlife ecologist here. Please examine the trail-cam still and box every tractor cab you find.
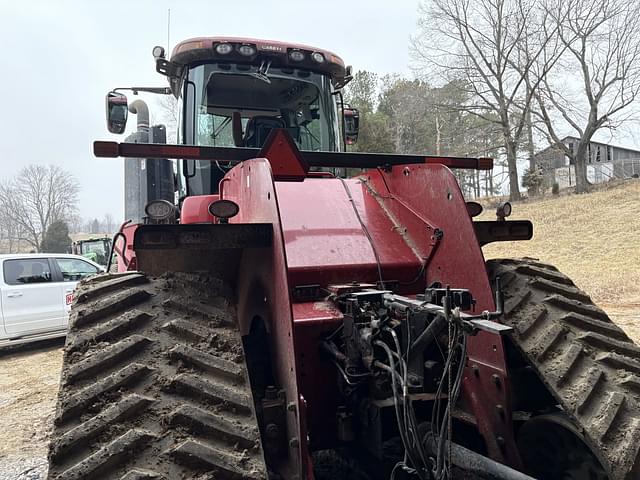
[71,237,112,267]
[106,37,358,197]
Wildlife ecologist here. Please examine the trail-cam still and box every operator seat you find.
[243,116,286,148]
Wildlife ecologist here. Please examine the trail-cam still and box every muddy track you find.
[488,258,640,480]
[46,272,267,480]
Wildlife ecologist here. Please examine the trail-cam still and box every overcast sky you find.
[0,0,419,220]
[2,1,638,222]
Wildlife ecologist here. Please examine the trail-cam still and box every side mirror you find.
[343,107,360,145]
[106,91,128,134]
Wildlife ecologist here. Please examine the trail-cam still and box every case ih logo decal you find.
[259,44,284,52]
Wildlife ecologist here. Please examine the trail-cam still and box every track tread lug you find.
[620,374,640,393]
[545,294,611,322]
[594,391,626,441]
[76,273,148,304]
[170,373,252,413]
[65,335,152,384]
[56,429,157,480]
[533,322,566,360]
[576,368,604,414]
[504,289,531,315]
[68,309,154,352]
[496,257,560,271]
[119,469,163,480]
[169,344,244,381]
[72,288,152,329]
[170,440,264,480]
[553,343,584,386]
[579,331,640,359]
[162,298,231,326]
[514,264,573,285]
[598,352,640,375]
[561,311,630,341]
[162,318,212,343]
[530,278,591,303]
[169,404,259,447]
[57,363,152,423]
[514,304,547,338]
[52,394,154,459]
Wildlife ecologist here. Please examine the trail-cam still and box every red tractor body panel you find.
[224,160,518,462]
[181,194,220,223]
[276,178,422,289]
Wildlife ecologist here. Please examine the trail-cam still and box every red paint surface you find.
[115,223,138,272]
[276,178,424,291]
[180,194,219,224]
[223,160,308,476]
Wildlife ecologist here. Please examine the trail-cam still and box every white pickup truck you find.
[0,253,104,347]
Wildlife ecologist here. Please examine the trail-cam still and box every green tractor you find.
[71,237,113,268]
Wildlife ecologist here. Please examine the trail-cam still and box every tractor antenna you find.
[167,8,171,53]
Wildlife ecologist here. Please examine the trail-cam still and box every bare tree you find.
[103,213,116,234]
[0,165,80,252]
[413,0,562,200]
[533,0,640,192]
[0,199,21,253]
[154,94,179,143]
[67,213,84,234]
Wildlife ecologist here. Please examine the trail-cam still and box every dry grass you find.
[481,179,640,306]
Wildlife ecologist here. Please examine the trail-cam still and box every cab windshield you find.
[185,64,339,151]
[181,64,340,196]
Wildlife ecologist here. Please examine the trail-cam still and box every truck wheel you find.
[47,272,267,479]
[487,258,640,480]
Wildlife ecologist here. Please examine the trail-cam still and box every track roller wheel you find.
[518,412,607,479]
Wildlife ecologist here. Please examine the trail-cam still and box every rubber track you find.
[487,258,640,480]
[47,272,267,479]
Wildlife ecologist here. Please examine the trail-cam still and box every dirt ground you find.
[0,340,63,480]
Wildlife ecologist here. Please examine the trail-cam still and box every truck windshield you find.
[181,63,340,195]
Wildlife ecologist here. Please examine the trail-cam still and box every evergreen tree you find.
[41,220,72,253]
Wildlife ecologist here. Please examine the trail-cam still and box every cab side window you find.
[3,259,52,285]
[55,258,99,282]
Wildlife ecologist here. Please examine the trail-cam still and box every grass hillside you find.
[480,180,640,311]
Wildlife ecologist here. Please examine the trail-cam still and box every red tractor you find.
[48,37,640,480]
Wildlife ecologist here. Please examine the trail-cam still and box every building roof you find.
[535,135,640,157]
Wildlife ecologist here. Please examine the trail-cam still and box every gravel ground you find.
[0,339,63,480]
[0,308,637,479]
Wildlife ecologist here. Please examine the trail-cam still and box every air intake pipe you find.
[129,99,150,132]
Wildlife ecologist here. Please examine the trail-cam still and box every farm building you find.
[535,136,640,188]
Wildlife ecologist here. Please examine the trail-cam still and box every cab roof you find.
[170,37,350,85]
